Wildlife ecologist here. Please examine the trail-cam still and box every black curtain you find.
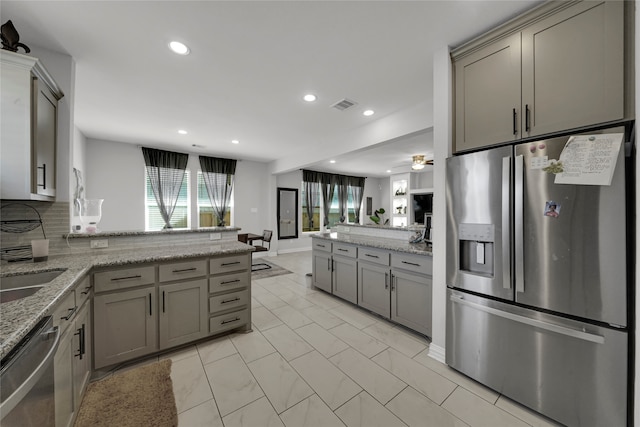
[348,176,366,223]
[303,169,366,228]
[302,171,320,230]
[141,147,188,229]
[199,156,237,226]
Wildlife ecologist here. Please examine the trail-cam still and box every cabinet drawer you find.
[209,290,249,314]
[391,253,432,275]
[358,247,390,266]
[209,309,249,335]
[94,265,155,293]
[52,290,76,333]
[75,275,92,308]
[159,259,207,283]
[312,239,332,252]
[209,271,249,294]
[210,254,249,275]
[333,243,357,258]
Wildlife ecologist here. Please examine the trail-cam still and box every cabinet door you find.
[358,262,390,318]
[159,279,208,349]
[332,256,357,304]
[454,32,521,152]
[32,76,57,198]
[54,326,74,427]
[312,251,332,293]
[72,302,91,409]
[521,1,624,137]
[94,287,157,369]
[391,270,431,336]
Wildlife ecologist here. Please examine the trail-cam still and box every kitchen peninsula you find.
[312,224,432,337]
[0,237,254,360]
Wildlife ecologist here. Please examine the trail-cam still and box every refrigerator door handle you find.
[449,294,605,344]
[514,154,525,293]
[502,156,511,289]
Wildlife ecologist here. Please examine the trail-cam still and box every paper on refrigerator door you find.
[553,133,624,186]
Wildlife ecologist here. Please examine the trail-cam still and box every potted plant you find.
[369,208,388,225]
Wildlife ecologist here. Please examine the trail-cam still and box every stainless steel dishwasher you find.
[0,316,59,426]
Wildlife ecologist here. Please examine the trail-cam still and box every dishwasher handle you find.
[0,321,60,417]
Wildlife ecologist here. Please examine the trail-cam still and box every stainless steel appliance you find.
[0,316,59,426]
[445,123,634,427]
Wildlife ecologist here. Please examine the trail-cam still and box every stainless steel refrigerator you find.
[445,123,633,427]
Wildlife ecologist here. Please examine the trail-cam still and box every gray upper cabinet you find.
[454,33,522,152]
[453,0,626,152]
[0,51,63,200]
[521,1,624,137]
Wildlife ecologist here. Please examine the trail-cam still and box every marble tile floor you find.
[112,251,561,427]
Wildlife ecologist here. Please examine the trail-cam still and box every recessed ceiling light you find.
[330,160,336,164]
[363,110,375,116]
[303,94,317,102]
[169,41,190,55]
[231,140,240,144]
[386,170,392,173]
[178,129,188,135]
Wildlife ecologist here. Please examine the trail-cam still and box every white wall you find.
[85,138,145,231]
[84,138,273,233]
[429,46,453,363]
[361,177,385,225]
[234,160,270,234]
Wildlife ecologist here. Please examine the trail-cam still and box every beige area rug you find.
[252,260,293,280]
[74,359,177,427]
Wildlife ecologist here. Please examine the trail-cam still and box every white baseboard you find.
[276,247,312,255]
[428,343,446,364]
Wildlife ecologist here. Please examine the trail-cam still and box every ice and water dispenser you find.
[458,223,495,277]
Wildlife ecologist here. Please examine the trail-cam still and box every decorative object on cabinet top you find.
[1,20,30,53]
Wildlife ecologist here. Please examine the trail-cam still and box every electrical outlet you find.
[209,233,221,241]
[90,239,109,249]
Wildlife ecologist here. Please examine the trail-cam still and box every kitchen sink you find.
[0,270,66,304]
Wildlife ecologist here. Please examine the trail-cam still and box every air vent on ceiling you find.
[331,98,358,111]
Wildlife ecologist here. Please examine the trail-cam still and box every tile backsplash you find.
[1,201,70,260]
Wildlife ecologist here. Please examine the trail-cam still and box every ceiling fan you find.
[411,155,433,170]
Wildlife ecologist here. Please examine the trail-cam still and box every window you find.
[301,185,320,232]
[197,172,232,227]
[327,190,356,228]
[301,182,358,230]
[145,171,189,230]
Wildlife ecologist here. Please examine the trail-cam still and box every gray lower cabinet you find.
[332,256,357,304]
[159,279,208,349]
[94,286,157,369]
[54,324,74,427]
[312,247,332,293]
[391,269,432,336]
[72,301,91,413]
[358,262,390,318]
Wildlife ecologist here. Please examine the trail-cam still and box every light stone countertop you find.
[64,226,241,239]
[312,232,432,256]
[0,241,253,359]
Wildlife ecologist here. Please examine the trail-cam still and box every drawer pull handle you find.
[111,275,142,281]
[220,279,241,285]
[61,306,77,321]
[317,244,325,248]
[172,267,197,273]
[81,285,92,295]
[337,248,348,252]
[221,297,241,304]
[221,261,241,266]
[221,317,241,325]
[401,261,420,267]
[37,163,47,189]
[365,254,379,258]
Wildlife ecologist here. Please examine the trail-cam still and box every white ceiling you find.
[2,1,541,178]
